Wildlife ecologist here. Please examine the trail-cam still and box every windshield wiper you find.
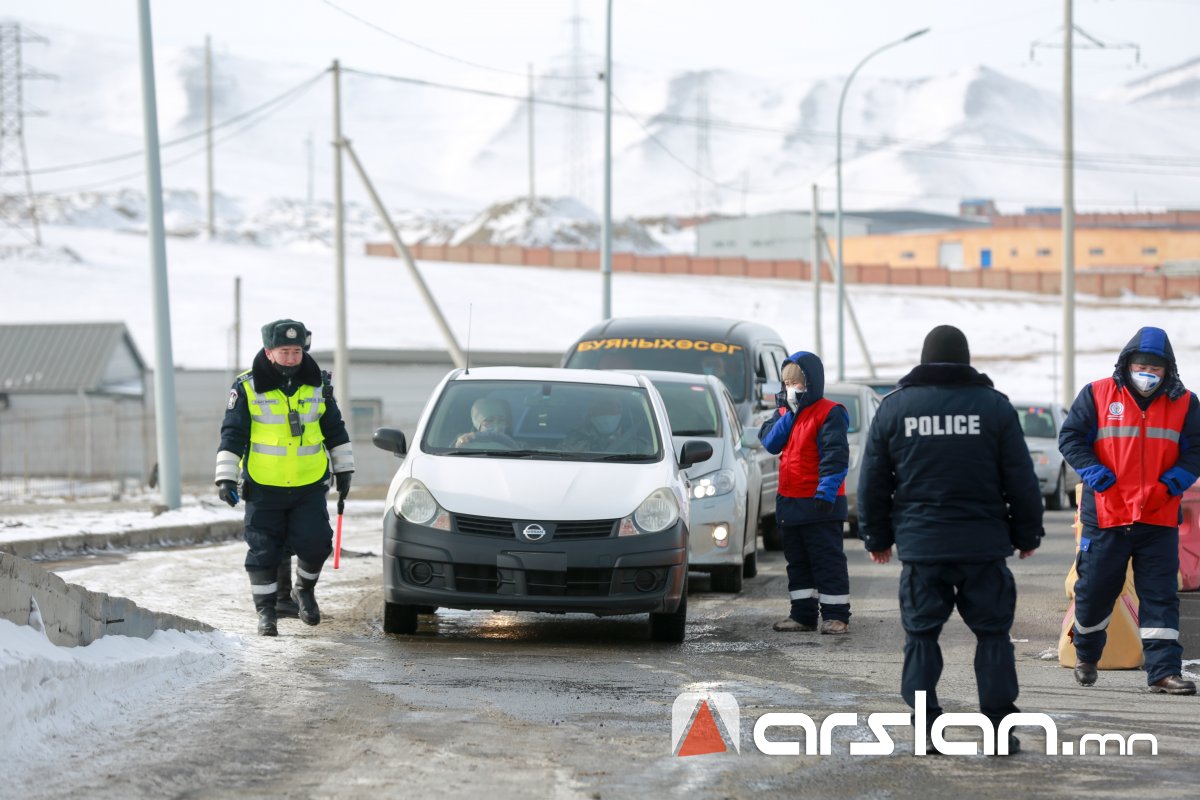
[593,453,658,462]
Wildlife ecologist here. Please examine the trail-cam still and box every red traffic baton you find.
[333,497,345,570]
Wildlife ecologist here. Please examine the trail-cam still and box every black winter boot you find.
[275,558,299,619]
[292,559,322,626]
[250,569,279,636]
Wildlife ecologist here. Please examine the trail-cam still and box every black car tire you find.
[742,549,758,579]
[1046,466,1069,511]
[650,576,688,642]
[383,601,419,635]
[711,565,743,594]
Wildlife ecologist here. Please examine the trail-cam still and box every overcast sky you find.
[6,0,1197,99]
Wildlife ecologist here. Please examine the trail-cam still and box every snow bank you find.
[0,618,239,762]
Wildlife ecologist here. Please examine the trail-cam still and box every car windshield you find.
[421,380,662,462]
[564,339,750,403]
[1014,405,1057,439]
[651,380,721,437]
[826,393,862,433]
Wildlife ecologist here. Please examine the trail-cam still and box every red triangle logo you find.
[677,700,728,757]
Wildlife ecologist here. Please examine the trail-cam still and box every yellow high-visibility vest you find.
[241,372,327,487]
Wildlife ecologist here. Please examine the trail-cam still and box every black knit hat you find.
[920,325,970,365]
[261,319,311,350]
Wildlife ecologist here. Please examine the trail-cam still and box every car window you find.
[826,392,862,433]
[1014,405,1057,439]
[721,388,742,451]
[564,340,750,403]
[421,380,662,461]
[651,380,722,437]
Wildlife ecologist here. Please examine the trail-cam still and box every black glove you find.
[774,389,788,410]
[334,471,352,501]
[813,498,834,514]
[217,480,239,507]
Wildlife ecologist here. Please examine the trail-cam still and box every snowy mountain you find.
[11,20,1200,251]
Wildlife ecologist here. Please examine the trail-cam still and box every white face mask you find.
[1130,371,1162,395]
[785,386,803,410]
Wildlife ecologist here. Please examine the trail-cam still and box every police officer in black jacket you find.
[858,325,1044,755]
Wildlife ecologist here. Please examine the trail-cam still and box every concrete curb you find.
[0,519,246,561]
[1,552,213,646]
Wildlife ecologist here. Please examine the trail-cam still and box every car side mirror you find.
[372,427,407,457]
[679,440,713,469]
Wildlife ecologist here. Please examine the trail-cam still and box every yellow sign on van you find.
[575,338,743,354]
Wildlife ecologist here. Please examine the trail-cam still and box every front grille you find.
[455,514,515,538]
[452,514,616,540]
[554,520,617,539]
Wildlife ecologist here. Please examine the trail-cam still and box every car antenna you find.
[464,304,472,375]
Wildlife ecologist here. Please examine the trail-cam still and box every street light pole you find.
[835,27,929,381]
[600,0,613,320]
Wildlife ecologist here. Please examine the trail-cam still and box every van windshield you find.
[565,340,749,403]
[421,380,662,462]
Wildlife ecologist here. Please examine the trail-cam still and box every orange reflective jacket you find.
[1090,379,1189,527]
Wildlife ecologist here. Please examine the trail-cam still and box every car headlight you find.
[394,478,449,529]
[1028,450,1050,466]
[620,487,680,535]
[691,468,736,498]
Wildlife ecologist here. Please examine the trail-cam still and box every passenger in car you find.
[562,397,652,454]
[454,397,519,448]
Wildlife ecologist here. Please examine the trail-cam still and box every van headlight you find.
[394,478,450,529]
[620,487,680,535]
[691,469,736,498]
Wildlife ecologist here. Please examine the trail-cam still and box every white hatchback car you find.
[636,370,762,594]
[371,367,712,642]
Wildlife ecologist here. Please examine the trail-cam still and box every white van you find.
[371,367,713,642]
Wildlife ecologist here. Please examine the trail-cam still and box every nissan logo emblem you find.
[522,523,547,541]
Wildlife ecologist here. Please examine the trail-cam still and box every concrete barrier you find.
[0,552,212,647]
[0,519,245,561]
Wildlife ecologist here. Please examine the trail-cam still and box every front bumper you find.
[686,495,743,569]
[383,509,687,616]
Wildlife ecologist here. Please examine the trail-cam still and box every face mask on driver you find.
[1130,371,1162,395]
[592,414,621,435]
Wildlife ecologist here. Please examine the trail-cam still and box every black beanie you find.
[920,325,970,365]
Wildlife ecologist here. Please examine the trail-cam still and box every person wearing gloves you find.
[214,319,354,637]
[758,351,851,634]
[1058,326,1200,695]
[858,324,1043,755]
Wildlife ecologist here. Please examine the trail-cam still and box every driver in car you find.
[454,397,519,448]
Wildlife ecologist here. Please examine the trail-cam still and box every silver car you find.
[1012,400,1080,510]
[824,381,882,536]
[637,370,763,593]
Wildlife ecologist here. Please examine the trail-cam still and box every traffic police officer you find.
[1058,326,1200,695]
[215,319,355,636]
[858,325,1044,754]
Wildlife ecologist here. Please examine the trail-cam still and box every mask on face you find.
[273,362,301,379]
[592,414,621,435]
[1130,371,1162,395]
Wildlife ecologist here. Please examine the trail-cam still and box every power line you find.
[4,70,328,178]
[318,0,592,81]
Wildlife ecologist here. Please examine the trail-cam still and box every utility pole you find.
[305,131,314,205]
[1061,0,1075,408]
[1030,5,1137,407]
[232,275,241,380]
[204,34,215,238]
[332,60,351,413]
[600,0,612,320]
[811,186,822,359]
[137,0,181,509]
[527,63,535,210]
[0,22,51,251]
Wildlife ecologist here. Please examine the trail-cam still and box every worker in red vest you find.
[759,351,851,634]
[1059,326,1200,695]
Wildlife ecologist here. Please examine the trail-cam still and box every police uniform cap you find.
[262,319,311,351]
